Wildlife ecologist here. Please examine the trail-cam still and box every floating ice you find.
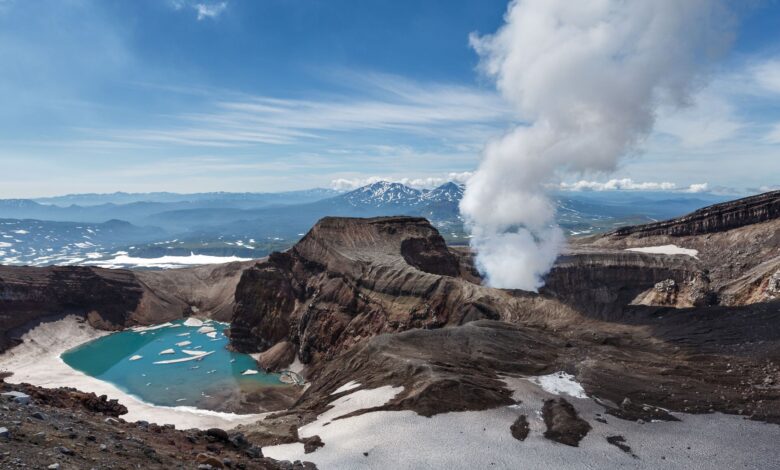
[197,326,216,334]
[159,349,176,355]
[183,318,204,327]
[176,341,192,347]
[154,351,214,365]
[129,355,143,361]
[182,349,206,356]
[132,322,174,332]
[206,332,217,339]
[241,369,259,375]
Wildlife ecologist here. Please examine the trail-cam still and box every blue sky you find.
[0,0,779,197]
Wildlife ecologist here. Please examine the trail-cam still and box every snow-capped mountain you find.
[339,181,465,209]
[340,181,425,208]
[421,182,465,203]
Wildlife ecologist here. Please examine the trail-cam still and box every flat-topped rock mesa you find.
[0,261,255,352]
[229,216,505,362]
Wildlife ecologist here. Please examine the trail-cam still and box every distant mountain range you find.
[0,182,730,267]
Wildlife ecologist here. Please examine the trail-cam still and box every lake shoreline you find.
[0,315,271,430]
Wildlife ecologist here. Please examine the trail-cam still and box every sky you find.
[0,0,779,197]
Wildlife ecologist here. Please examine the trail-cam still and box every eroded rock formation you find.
[0,261,256,351]
[229,216,506,364]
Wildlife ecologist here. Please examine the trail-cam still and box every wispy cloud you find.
[555,178,709,193]
[170,0,228,21]
[88,74,513,149]
[655,89,743,148]
[751,59,780,94]
[195,2,227,20]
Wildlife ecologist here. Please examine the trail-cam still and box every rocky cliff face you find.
[229,217,504,363]
[581,191,780,304]
[0,261,256,352]
[0,266,151,351]
[541,248,711,318]
[607,190,780,238]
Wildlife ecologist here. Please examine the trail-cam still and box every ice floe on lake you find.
[132,322,174,332]
[183,318,204,327]
[154,351,214,365]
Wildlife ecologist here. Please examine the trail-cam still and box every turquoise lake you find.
[61,319,282,409]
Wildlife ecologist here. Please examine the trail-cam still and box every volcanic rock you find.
[510,415,530,441]
[541,398,591,446]
[229,216,501,361]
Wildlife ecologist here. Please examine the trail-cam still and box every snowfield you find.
[626,244,699,258]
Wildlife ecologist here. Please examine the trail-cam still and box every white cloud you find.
[195,2,227,20]
[685,183,709,193]
[752,59,780,94]
[556,178,708,193]
[655,89,743,147]
[764,122,780,144]
[170,1,227,21]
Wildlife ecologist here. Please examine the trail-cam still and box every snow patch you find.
[84,253,252,269]
[331,380,361,395]
[626,245,699,258]
[528,372,587,399]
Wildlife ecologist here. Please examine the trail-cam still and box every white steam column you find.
[460,0,733,290]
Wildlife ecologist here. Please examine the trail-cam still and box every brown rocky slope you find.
[229,209,779,428]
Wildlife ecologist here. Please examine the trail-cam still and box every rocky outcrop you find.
[0,380,315,469]
[229,217,503,362]
[542,248,706,317]
[606,190,780,238]
[0,261,258,352]
[223,208,780,429]
[580,190,780,302]
[135,260,256,322]
[542,398,591,447]
[0,266,154,351]
[256,341,297,371]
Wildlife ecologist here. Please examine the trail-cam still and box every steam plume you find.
[460,0,732,290]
